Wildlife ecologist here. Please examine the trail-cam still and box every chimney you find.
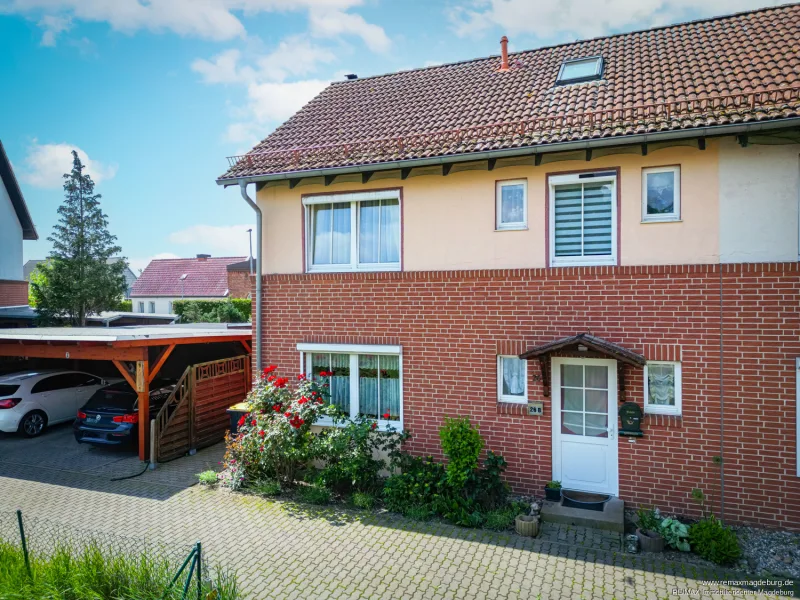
[345,73,358,80]
[196,253,211,261]
[499,36,509,71]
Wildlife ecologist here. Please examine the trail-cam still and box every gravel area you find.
[624,509,800,579]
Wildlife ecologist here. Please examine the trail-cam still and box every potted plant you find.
[515,514,540,537]
[635,506,665,553]
[544,480,562,501]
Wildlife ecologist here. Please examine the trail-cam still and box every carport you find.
[0,325,252,460]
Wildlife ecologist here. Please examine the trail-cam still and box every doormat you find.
[561,490,612,512]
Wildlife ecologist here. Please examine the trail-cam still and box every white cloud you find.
[38,14,71,46]
[20,142,117,189]
[168,224,254,257]
[128,252,179,274]
[191,48,254,85]
[309,9,390,52]
[448,0,781,39]
[246,79,330,123]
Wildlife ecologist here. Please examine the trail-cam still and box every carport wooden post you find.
[137,360,150,461]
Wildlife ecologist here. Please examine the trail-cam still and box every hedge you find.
[172,299,251,323]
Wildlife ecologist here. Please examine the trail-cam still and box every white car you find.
[0,370,118,437]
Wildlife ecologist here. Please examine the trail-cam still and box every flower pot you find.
[515,515,540,537]
[636,528,665,553]
[544,487,561,502]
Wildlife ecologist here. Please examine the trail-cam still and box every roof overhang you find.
[520,333,646,367]
[217,117,800,187]
[0,141,37,240]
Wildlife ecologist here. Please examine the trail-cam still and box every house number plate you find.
[527,401,544,416]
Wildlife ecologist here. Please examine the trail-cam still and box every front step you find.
[540,495,625,533]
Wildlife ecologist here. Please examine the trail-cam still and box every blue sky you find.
[0,0,779,272]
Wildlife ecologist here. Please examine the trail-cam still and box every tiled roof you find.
[130,257,246,298]
[219,4,800,180]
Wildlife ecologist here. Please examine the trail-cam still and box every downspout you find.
[239,181,263,372]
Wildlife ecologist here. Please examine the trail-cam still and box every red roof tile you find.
[130,257,246,298]
[219,5,800,180]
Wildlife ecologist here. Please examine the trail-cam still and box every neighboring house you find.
[24,258,137,298]
[226,259,253,299]
[130,255,246,314]
[0,141,37,307]
[217,6,800,530]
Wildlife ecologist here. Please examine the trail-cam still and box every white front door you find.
[552,357,618,495]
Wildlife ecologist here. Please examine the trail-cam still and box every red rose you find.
[274,377,288,388]
[259,430,266,437]
[298,397,308,405]
[251,419,257,426]
[382,412,390,419]
[284,411,292,418]
[371,422,377,430]
[267,375,276,382]
[237,415,246,427]
[297,374,306,380]
[298,418,304,425]
[263,365,277,374]
[273,404,281,412]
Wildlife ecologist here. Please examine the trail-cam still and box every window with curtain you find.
[305,348,402,429]
[148,301,156,314]
[498,356,527,403]
[642,166,680,222]
[496,180,527,229]
[643,361,682,415]
[549,172,616,266]
[305,192,400,271]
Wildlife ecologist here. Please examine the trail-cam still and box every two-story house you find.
[217,5,800,530]
[130,255,246,314]
[0,141,38,307]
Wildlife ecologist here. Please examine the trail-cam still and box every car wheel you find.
[19,411,47,437]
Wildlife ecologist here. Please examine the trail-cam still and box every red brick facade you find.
[255,262,800,530]
[0,280,29,307]
[227,270,252,299]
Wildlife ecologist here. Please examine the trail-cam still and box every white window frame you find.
[496,179,528,230]
[497,355,528,404]
[137,301,144,313]
[303,190,401,273]
[148,301,156,314]
[167,301,173,314]
[297,343,403,431]
[548,171,618,267]
[642,166,681,223]
[556,56,604,85]
[643,361,682,416]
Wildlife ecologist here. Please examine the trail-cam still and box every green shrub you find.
[351,492,375,509]
[435,494,484,528]
[689,516,741,565]
[472,451,509,510]
[197,470,218,486]
[636,506,661,533]
[173,299,250,323]
[383,455,448,514]
[251,478,281,497]
[484,507,517,531]
[116,299,133,312]
[297,484,331,505]
[660,517,690,552]
[439,416,484,488]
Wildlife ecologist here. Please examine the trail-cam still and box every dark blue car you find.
[73,379,175,448]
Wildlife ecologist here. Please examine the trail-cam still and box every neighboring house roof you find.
[219,4,800,181]
[0,140,37,240]
[226,259,252,273]
[24,258,137,286]
[130,256,246,298]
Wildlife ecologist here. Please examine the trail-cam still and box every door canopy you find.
[519,333,645,397]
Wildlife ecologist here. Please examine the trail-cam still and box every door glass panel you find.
[585,413,609,437]
[561,364,583,387]
[563,388,583,411]
[585,389,608,413]
[585,365,608,388]
[561,412,583,435]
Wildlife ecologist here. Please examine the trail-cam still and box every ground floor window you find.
[298,343,402,430]
[497,356,527,403]
[643,361,682,416]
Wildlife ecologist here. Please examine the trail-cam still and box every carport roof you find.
[0,324,251,343]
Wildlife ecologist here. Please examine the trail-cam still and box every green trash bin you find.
[227,402,251,435]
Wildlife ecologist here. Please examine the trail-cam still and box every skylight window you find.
[556,56,604,85]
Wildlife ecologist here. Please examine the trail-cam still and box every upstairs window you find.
[642,166,681,222]
[549,171,617,266]
[496,180,527,230]
[556,56,604,85]
[304,190,401,272]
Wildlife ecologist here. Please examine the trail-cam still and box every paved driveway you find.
[0,428,792,599]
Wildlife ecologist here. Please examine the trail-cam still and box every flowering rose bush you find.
[222,366,341,486]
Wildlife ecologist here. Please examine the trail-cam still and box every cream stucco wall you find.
[256,137,795,273]
[718,139,800,263]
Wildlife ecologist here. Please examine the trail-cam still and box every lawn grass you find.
[0,539,239,600]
